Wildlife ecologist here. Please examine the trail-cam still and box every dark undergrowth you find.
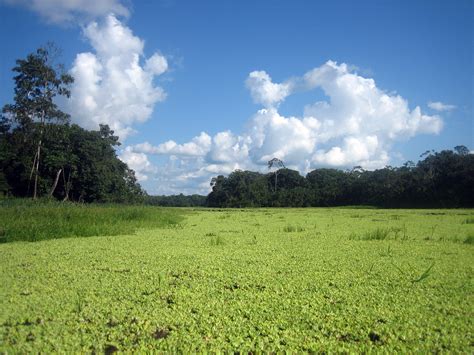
[0,198,185,243]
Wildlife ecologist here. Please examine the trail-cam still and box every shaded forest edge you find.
[145,146,474,209]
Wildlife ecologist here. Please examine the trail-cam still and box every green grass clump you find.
[283,225,305,232]
[210,234,225,245]
[359,227,391,240]
[463,234,474,245]
[462,217,474,224]
[0,199,184,242]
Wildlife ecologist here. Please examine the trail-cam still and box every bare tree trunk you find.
[27,150,38,195]
[33,78,48,200]
[33,139,42,199]
[49,168,62,197]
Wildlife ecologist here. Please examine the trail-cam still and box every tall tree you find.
[2,44,74,199]
[267,158,285,192]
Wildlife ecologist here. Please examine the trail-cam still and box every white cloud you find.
[2,0,129,24]
[302,61,443,142]
[119,147,156,182]
[245,108,318,171]
[66,14,168,140]
[132,132,211,157]
[313,136,389,169]
[133,60,445,194]
[142,157,221,196]
[145,53,169,76]
[245,71,293,107]
[207,131,250,164]
[428,101,456,112]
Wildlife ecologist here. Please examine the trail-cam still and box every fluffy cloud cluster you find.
[2,0,129,24]
[119,147,156,182]
[245,71,293,107]
[134,132,212,157]
[66,14,168,140]
[128,61,444,194]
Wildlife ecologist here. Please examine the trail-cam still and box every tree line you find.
[0,45,144,203]
[206,147,474,208]
[146,194,207,207]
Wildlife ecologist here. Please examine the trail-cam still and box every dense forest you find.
[0,46,144,203]
[206,147,474,208]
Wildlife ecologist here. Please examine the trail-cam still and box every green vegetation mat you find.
[1,207,473,352]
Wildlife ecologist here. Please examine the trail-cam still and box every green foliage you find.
[1,47,145,203]
[0,199,184,242]
[1,208,472,352]
[2,44,74,199]
[2,44,73,129]
[1,123,145,203]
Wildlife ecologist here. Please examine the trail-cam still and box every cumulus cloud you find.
[302,61,443,142]
[245,71,293,107]
[428,101,456,112]
[137,156,243,196]
[119,147,156,182]
[313,136,389,169]
[66,14,168,140]
[133,132,211,157]
[207,131,250,164]
[130,133,255,194]
[2,0,129,24]
[131,60,446,194]
[145,53,169,76]
[246,108,318,168]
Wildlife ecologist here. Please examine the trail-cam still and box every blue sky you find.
[1,0,472,194]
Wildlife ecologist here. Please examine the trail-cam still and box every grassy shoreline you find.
[0,199,184,243]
